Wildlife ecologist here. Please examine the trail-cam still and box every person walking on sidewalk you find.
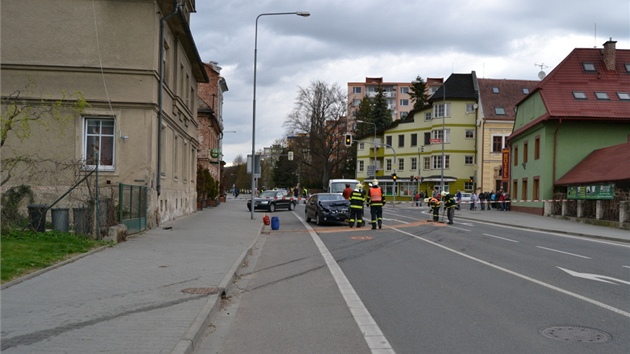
[441,191,457,224]
[348,183,365,228]
[367,179,385,229]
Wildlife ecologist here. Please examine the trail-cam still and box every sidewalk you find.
[393,203,630,243]
[1,196,262,354]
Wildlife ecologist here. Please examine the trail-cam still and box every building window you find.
[431,129,450,143]
[617,92,630,100]
[84,117,115,169]
[492,87,500,93]
[424,132,431,145]
[495,107,506,115]
[522,88,530,94]
[400,99,409,106]
[465,103,476,113]
[465,130,474,139]
[512,180,518,200]
[352,87,362,94]
[573,91,587,100]
[386,159,392,171]
[400,87,409,94]
[431,155,450,169]
[522,178,528,200]
[352,99,361,106]
[400,112,409,119]
[595,92,609,100]
[358,160,364,172]
[582,62,596,72]
[625,63,630,73]
[423,157,430,170]
[433,103,451,118]
[523,141,528,163]
[492,135,507,152]
[534,136,540,160]
[513,146,519,166]
[359,142,365,150]
[386,135,392,147]
[425,112,432,121]
[398,158,405,171]
[465,156,474,165]
[411,157,417,170]
[411,133,418,146]
[533,177,540,200]
[398,134,404,147]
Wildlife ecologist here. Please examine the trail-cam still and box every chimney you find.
[602,38,617,71]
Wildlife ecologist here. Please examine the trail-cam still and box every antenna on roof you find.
[534,63,548,80]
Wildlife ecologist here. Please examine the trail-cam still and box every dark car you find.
[247,190,296,212]
[305,193,350,225]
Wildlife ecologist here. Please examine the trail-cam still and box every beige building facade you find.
[1,0,208,227]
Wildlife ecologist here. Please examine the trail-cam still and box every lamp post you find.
[356,120,377,178]
[251,11,310,220]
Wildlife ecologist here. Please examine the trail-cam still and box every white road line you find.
[536,246,591,259]
[296,214,395,353]
[391,227,630,319]
[482,233,519,243]
[623,266,630,269]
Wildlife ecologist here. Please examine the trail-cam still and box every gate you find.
[118,183,147,234]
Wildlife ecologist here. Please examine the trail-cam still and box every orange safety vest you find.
[370,187,383,202]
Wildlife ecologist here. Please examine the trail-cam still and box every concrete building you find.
[1,0,208,228]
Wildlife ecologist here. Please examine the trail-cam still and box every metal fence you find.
[118,183,147,235]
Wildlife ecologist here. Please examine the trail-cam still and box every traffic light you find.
[469,176,474,183]
[392,173,397,182]
[344,134,352,147]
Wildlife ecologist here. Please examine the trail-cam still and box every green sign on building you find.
[567,183,615,200]
[210,148,220,158]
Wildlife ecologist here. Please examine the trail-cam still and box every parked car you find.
[247,190,296,212]
[305,193,350,225]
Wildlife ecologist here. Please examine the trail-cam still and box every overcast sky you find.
[189,0,630,165]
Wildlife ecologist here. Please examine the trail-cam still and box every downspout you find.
[157,1,181,196]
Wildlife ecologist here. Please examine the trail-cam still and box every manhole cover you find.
[540,326,611,343]
[181,287,221,295]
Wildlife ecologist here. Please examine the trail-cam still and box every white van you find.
[328,179,360,194]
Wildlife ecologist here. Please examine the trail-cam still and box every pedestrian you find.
[348,183,365,228]
[470,192,478,210]
[479,191,486,210]
[293,186,299,198]
[499,191,506,211]
[418,191,424,207]
[428,196,441,222]
[342,183,353,200]
[367,179,385,229]
[302,187,308,199]
[441,191,457,224]
[456,190,462,210]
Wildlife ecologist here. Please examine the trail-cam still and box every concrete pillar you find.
[561,200,568,216]
[595,200,604,220]
[620,201,628,227]
[543,201,552,216]
[577,200,584,218]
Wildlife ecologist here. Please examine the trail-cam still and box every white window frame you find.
[359,142,365,150]
[352,86,362,94]
[431,155,450,169]
[465,129,475,139]
[433,103,451,118]
[398,158,405,171]
[491,134,509,152]
[431,129,451,143]
[411,157,417,171]
[358,160,364,172]
[83,117,115,171]
[386,158,392,171]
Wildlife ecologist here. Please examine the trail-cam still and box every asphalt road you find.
[196,205,630,353]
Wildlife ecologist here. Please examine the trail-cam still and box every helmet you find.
[441,191,447,196]
[355,183,363,190]
[372,179,378,186]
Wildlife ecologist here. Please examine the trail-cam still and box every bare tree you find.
[284,81,348,188]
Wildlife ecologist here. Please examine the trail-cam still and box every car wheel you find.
[288,202,295,211]
[316,213,322,226]
[305,210,311,222]
[269,203,275,212]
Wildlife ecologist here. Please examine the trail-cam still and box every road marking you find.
[383,218,409,224]
[390,227,630,319]
[623,266,630,269]
[482,233,519,243]
[351,236,374,240]
[296,215,395,353]
[536,246,591,259]
[558,267,630,286]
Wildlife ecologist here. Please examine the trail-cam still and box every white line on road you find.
[391,227,630,319]
[623,266,630,269]
[296,214,395,354]
[536,246,591,259]
[482,233,519,243]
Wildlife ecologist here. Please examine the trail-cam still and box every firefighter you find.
[348,183,365,228]
[367,179,385,229]
[442,191,457,224]
[427,196,441,222]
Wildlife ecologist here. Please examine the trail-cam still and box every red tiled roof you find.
[478,79,539,121]
[555,142,630,185]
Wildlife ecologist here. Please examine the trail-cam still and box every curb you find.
[169,221,265,354]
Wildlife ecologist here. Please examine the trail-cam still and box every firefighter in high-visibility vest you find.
[367,179,385,229]
[427,196,441,222]
[348,183,365,228]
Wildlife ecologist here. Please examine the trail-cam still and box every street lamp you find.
[356,120,377,178]
[251,11,310,220]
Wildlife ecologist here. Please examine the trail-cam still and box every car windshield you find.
[318,194,345,201]
[260,191,279,198]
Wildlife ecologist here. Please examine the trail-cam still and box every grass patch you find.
[1,230,111,284]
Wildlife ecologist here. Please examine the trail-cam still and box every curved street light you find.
[251,11,310,220]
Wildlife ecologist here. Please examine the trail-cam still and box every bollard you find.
[271,216,280,230]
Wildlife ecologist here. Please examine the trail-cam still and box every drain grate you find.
[181,287,221,295]
[540,326,611,343]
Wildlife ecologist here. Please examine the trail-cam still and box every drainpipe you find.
[157,1,181,196]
